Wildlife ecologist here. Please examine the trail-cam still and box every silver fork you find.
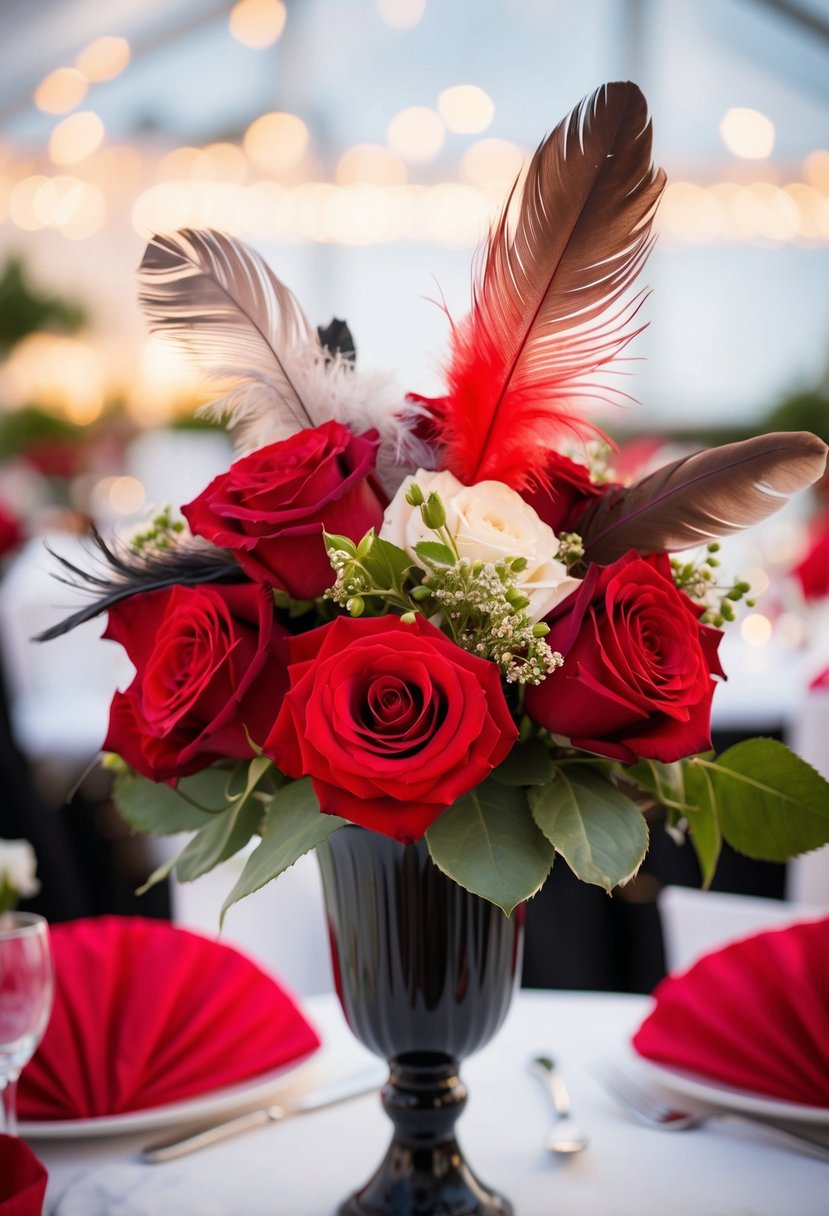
[597,1062,829,1162]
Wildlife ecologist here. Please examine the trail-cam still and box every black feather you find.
[34,529,245,642]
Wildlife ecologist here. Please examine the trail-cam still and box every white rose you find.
[381,470,580,623]
[0,839,40,898]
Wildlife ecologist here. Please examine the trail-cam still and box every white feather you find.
[138,228,431,491]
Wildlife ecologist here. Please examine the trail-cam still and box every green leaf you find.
[492,740,556,787]
[425,780,554,915]
[175,757,274,882]
[175,799,263,882]
[114,768,231,835]
[220,779,346,922]
[361,534,415,590]
[704,739,829,862]
[323,531,357,557]
[413,541,456,567]
[682,762,722,888]
[135,851,179,896]
[529,768,648,893]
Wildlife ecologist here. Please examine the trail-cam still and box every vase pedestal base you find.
[337,1055,512,1216]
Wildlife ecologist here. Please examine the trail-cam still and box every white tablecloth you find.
[32,991,828,1216]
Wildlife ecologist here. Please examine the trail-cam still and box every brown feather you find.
[438,81,666,488]
[579,431,829,564]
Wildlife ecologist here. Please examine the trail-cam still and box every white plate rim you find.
[634,1054,829,1124]
[19,1052,318,1140]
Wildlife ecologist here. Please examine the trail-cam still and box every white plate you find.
[19,1054,319,1140]
[635,1056,829,1125]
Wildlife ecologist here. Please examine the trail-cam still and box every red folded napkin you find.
[810,666,829,691]
[0,1135,47,1215]
[633,917,829,1107]
[18,916,321,1121]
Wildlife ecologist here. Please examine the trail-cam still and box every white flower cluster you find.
[0,838,39,910]
[422,556,564,684]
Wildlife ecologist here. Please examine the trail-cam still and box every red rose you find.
[104,582,290,783]
[525,553,724,763]
[182,421,385,599]
[264,615,517,843]
[522,451,612,534]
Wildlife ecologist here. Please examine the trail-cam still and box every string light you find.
[34,67,87,114]
[376,0,427,29]
[75,36,131,82]
[719,108,775,159]
[49,112,105,166]
[229,0,287,49]
[243,112,309,172]
[386,107,445,162]
[437,86,494,134]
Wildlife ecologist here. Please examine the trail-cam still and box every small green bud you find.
[510,556,528,573]
[420,492,446,530]
[707,557,720,568]
[508,594,531,612]
[346,596,365,616]
[720,600,735,621]
[471,560,485,576]
[707,541,721,553]
[405,482,426,507]
[531,622,550,637]
[356,532,374,560]
[410,585,432,602]
[324,532,358,557]
[746,598,756,608]
[400,611,417,624]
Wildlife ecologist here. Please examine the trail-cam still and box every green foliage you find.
[529,768,649,892]
[692,740,829,862]
[0,257,86,355]
[221,780,346,922]
[492,739,556,787]
[426,780,554,915]
[114,768,232,834]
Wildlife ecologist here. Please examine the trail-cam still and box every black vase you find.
[317,825,522,1216]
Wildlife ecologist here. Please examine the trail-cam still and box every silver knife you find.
[142,1065,386,1164]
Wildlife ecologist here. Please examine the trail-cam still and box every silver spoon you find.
[530,1054,589,1154]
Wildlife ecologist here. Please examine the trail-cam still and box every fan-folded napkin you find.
[633,916,829,1107]
[0,1135,47,1215]
[17,916,320,1121]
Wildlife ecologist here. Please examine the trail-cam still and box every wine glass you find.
[0,912,53,1135]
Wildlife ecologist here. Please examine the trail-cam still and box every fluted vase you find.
[317,825,522,1216]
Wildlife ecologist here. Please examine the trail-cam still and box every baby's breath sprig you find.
[130,505,186,554]
[671,541,755,627]
[556,531,584,570]
[417,555,563,685]
[325,485,563,686]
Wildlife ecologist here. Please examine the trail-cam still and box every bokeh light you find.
[386,107,445,162]
[376,0,427,29]
[49,112,105,165]
[437,85,494,134]
[34,67,88,114]
[243,111,309,172]
[229,0,287,49]
[75,36,131,82]
[337,144,407,186]
[719,107,775,159]
[461,138,525,188]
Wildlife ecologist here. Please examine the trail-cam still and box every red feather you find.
[434,81,665,490]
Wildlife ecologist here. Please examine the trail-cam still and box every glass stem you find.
[1,1072,19,1136]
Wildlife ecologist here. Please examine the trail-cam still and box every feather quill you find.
[579,431,829,564]
[435,81,665,490]
[34,530,243,642]
[138,229,430,487]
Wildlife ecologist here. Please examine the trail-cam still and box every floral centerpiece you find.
[41,80,829,1213]
[44,81,829,915]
